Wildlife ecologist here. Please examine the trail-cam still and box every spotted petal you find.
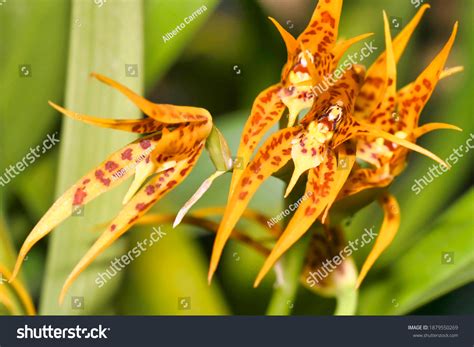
[10,134,164,280]
[338,167,391,200]
[354,4,430,119]
[151,121,212,166]
[321,141,357,222]
[336,117,450,168]
[59,145,204,303]
[209,127,300,282]
[297,0,342,55]
[356,193,400,287]
[91,73,211,124]
[229,83,286,197]
[396,22,458,132]
[254,151,339,286]
[331,32,374,63]
[49,101,162,134]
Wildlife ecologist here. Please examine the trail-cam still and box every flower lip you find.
[313,100,344,132]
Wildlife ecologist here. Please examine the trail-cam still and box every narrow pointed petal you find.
[59,146,204,304]
[10,134,164,280]
[0,265,36,315]
[138,213,271,257]
[355,4,430,119]
[397,65,463,102]
[91,73,212,124]
[209,127,300,282]
[397,22,458,131]
[338,167,392,199]
[254,151,338,286]
[173,170,227,228]
[354,10,396,119]
[321,142,357,222]
[332,32,374,63]
[414,122,462,138]
[268,17,298,60]
[228,83,286,197]
[0,286,15,314]
[190,207,283,237]
[391,4,430,61]
[356,193,400,287]
[141,206,281,238]
[439,66,463,79]
[122,156,158,204]
[297,0,342,54]
[48,101,161,133]
[354,120,450,168]
[382,11,397,98]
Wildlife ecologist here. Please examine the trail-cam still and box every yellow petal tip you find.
[253,273,264,288]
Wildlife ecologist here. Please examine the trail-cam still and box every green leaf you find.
[15,153,58,221]
[39,0,144,314]
[121,225,230,314]
[358,189,474,314]
[0,0,69,185]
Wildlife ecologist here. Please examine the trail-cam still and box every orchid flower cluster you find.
[9,0,461,303]
[204,1,461,291]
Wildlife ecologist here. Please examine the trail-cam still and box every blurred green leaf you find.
[15,152,58,221]
[0,0,69,188]
[121,225,229,315]
[358,188,474,314]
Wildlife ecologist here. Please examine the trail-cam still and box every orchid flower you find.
[208,4,458,288]
[335,7,461,286]
[173,0,374,229]
[227,0,374,198]
[10,73,214,303]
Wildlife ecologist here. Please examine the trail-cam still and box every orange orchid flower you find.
[228,0,374,199]
[335,7,462,286]
[208,3,459,289]
[10,73,214,303]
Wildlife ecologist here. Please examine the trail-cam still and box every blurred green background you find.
[0,0,472,315]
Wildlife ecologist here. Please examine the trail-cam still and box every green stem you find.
[334,287,358,315]
[265,181,311,315]
[266,233,310,315]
